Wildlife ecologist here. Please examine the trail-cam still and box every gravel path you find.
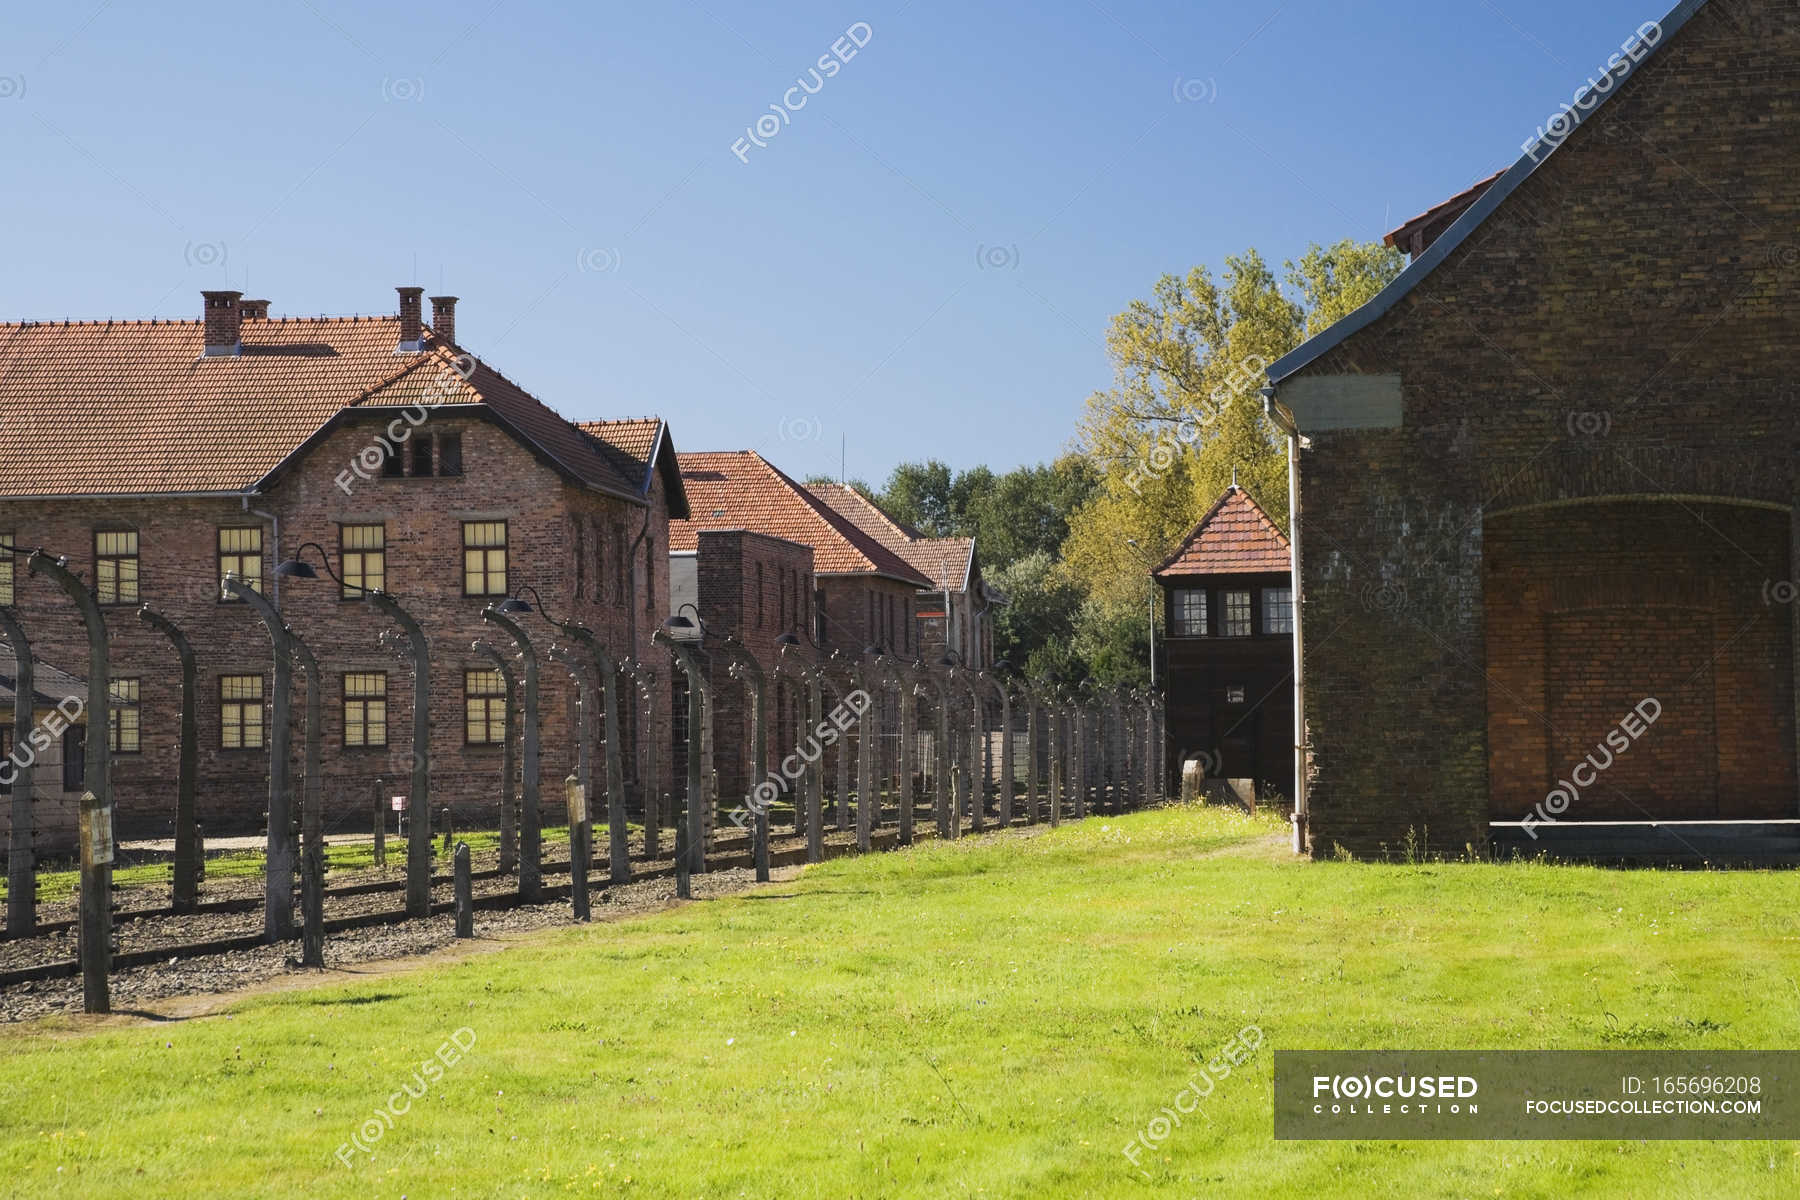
[0,810,996,1023]
[0,863,772,1023]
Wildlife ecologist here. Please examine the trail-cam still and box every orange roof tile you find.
[672,452,930,585]
[807,483,974,590]
[0,310,645,501]
[1153,486,1290,578]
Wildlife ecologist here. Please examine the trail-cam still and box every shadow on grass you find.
[313,992,405,1006]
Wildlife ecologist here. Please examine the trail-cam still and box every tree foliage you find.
[1060,240,1403,681]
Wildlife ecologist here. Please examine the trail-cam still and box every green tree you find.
[876,461,956,535]
[1062,239,1402,676]
[964,456,1099,570]
[988,551,1084,678]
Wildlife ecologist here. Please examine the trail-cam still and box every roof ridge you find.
[0,313,403,329]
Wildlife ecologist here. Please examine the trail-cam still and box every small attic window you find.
[438,432,463,476]
[410,435,433,477]
[381,444,405,477]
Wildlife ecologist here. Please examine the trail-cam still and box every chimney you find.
[201,290,243,357]
[396,286,424,352]
[239,298,270,321]
[429,295,458,347]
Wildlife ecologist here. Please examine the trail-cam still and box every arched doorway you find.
[1483,498,1796,823]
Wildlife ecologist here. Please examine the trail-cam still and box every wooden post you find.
[372,776,386,868]
[566,773,590,921]
[453,842,473,937]
[78,790,111,1013]
[301,838,325,968]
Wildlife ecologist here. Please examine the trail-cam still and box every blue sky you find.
[4,0,1667,481]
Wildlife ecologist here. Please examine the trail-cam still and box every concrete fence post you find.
[0,607,37,936]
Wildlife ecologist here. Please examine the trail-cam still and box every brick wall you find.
[0,411,671,843]
[1485,501,1794,821]
[695,529,814,809]
[820,575,920,659]
[1279,0,1800,855]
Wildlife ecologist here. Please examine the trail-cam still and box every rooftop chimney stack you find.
[239,298,270,321]
[396,286,424,352]
[201,290,243,357]
[429,295,458,347]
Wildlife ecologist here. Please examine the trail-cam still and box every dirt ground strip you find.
[0,813,1024,1024]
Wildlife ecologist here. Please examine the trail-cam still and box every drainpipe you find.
[1263,386,1308,855]
[244,497,282,606]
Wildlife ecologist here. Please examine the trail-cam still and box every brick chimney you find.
[396,286,424,352]
[239,298,270,321]
[429,295,458,347]
[201,290,243,357]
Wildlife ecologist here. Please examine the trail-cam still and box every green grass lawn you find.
[2,804,1797,1198]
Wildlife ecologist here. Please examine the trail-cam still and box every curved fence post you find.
[717,638,770,882]
[655,629,711,886]
[471,641,519,876]
[137,605,199,912]
[481,607,540,901]
[27,551,110,1012]
[222,573,296,942]
[288,629,326,967]
[365,592,433,916]
[0,606,37,936]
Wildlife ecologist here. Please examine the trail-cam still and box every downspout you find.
[243,494,282,606]
[1262,386,1307,856]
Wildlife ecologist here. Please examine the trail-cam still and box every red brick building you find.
[670,453,932,656]
[1153,486,1294,801]
[1265,0,1799,857]
[668,452,930,819]
[0,287,686,847]
[806,483,998,666]
[668,528,816,810]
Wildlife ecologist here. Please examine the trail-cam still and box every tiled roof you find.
[578,418,661,464]
[1383,169,1505,257]
[808,483,975,591]
[672,452,931,585]
[577,419,690,519]
[1153,486,1291,578]
[0,311,645,501]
